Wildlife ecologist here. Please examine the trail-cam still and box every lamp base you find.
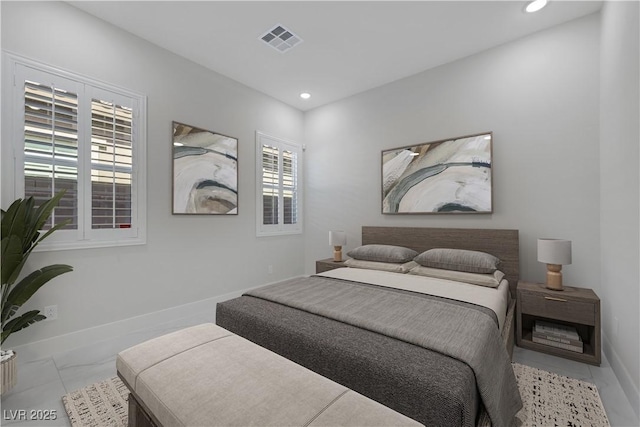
[545,264,563,291]
[333,246,343,262]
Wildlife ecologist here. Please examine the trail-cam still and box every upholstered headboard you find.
[362,226,520,296]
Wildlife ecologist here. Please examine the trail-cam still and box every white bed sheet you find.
[317,267,509,331]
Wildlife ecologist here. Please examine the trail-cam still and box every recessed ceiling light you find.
[300,92,311,100]
[525,0,548,13]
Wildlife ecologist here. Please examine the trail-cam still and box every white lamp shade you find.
[329,231,346,246]
[538,239,572,265]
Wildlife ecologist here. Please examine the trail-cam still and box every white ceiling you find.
[68,1,603,111]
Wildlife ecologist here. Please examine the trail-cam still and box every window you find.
[7,55,146,250]
[256,132,302,236]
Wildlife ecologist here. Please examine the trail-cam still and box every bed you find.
[216,226,521,427]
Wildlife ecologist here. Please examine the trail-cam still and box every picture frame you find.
[382,132,493,214]
[172,121,238,215]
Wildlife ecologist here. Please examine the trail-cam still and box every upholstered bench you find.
[117,323,422,427]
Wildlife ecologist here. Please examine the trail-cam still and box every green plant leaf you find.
[4,255,29,290]
[1,198,23,240]
[26,220,71,256]
[3,264,72,319]
[25,190,66,251]
[1,304,19,326]
[0,235,24,286]
[1,198,29,286]
[23,197,36,246]
[1,310,45,345]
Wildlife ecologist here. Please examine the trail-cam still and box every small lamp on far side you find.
[537,238,572,291]
[329,231,347,262]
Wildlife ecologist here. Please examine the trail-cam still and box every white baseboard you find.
[603,334,640,419]
[12,276,304,363]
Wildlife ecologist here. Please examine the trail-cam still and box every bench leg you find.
[128,393,158,427]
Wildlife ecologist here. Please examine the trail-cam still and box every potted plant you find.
[1,191,73,394]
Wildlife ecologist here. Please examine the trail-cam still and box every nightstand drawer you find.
[520,293,596,326]
[315,258,348,273]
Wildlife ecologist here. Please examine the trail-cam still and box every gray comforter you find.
[246,275,522,427]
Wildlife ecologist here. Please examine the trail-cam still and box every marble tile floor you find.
[1,312,638,427]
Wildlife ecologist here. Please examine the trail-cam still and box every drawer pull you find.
[544,296,568,302]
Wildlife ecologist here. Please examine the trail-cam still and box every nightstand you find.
[315,258,348,273]
[516,281,601,365]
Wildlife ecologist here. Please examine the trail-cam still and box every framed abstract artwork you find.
[382,132,493,214]
[172,121,238,214]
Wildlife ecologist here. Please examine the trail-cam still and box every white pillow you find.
[408,265,505,288]
[345,259,418,273]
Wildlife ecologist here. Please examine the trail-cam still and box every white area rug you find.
[62,376,128,427]
[512,363,610,427]
[62,363,610,427]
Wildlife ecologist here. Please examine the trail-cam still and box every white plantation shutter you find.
[90,97,133,230]
[282,149,297,225]
[23,79,80,230]
[11,57,146,250]
[256,132,302,236]
[261,144,279,225]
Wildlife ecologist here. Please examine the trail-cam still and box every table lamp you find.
[537,238,572,291]
[329,231,346,262]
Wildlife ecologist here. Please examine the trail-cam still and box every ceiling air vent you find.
[259,24,303,53]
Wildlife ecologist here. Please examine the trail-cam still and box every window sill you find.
[256,229,303,238]
[32,237,146,252]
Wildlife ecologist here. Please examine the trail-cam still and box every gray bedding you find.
[216,275,521,427]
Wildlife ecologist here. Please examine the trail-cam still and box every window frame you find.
[4,52,147,251]
[255,131,303,237]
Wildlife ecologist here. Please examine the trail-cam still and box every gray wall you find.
[1,1,305,348]
[304,13,601,295]
[599,1,640,413]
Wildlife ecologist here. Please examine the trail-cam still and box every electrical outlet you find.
[44,305,58,321]
[268,265,273,274]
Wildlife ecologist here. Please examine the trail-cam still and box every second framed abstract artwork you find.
[172,121,238,215]
[382,132,493,214]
